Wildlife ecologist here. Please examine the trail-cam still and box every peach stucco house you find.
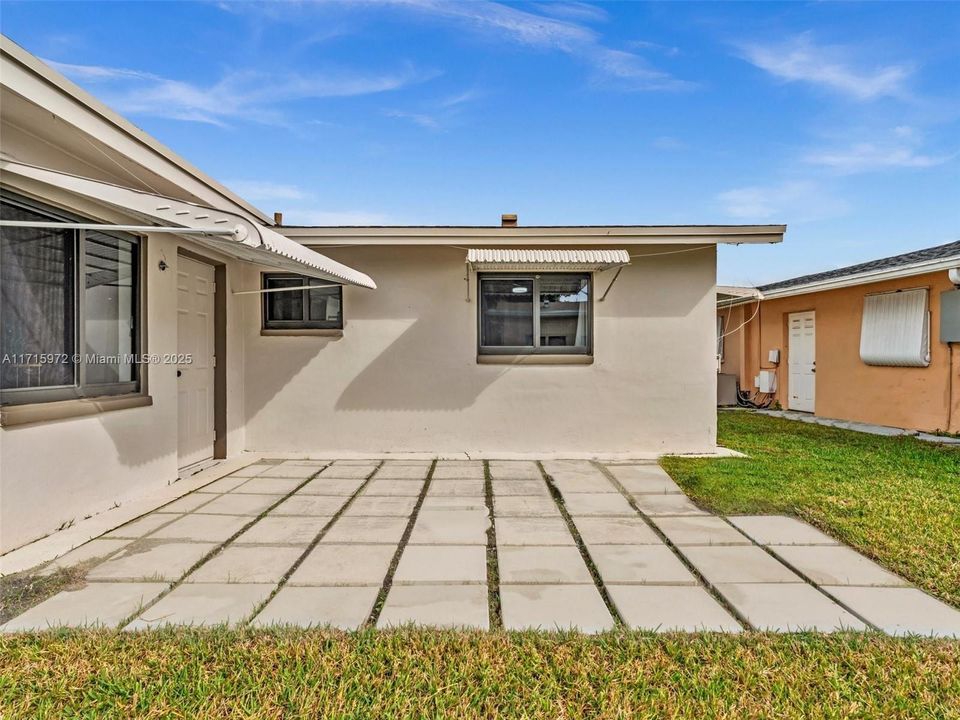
[0,37,784,552]
[718,241,960,434]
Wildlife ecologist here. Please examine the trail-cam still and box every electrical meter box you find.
[941,289,960,343]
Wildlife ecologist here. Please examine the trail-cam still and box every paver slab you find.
[233,478,304,495]
[272,495,349,516]
[426,479,484,497]
[230,464,273,478]
[494,495,561,517]
[321,516,409,545]
[289,543,397,586]
[607,585,741,632]
[375,464,431,479]
[488,461,542,480]
[683,546,801,585]
[589,545,697,584]
[344,496,418,517]
[716,583,867,632]
[824,586,960,637]
[318,465,379,479]
[2,582,167,631]
[407,509,489,545]
[149,513,250,542]
[551,475,618,494]
[615,475,683,495]
[394,545,487,584]
[38,538,130,575]
[362,480,424,497]
[604,464,667,483]
[497,545,592,584]
[500,585,613,633]
[104,513,182,539]
[187,545,303,584]
[258,464,319,479]
[87,542,217,581]
[632,494,707,516]
[727,515,839,546]
[252,586,379,629]
[419,496,487,511]
[491,480,550,496]
[652,516,751,546]
[126,583,272,629]
[197,476,251,494]
[495,516,574,546]
[196,493,283,516]
[234,516,329,545]
[378,584,489,629]
[297,478,367,496]
[770,545,910,586]
[575,517,662,545]
[432,461,485,479]
[563,492,636,517]
[160,493,218,513]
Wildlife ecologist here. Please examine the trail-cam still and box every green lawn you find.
[2,629,958,719]
[3,412,959,719]
[662,411,960,607]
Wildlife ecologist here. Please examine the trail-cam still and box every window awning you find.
[466,248,630,272]
[0,160,376,289]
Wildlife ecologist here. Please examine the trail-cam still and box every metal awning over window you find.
[466,248,630,272]
[0,160,376,289]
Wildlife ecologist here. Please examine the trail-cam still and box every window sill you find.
[260,329,344,338]
[0,394,153,428]
[477,354,593,366]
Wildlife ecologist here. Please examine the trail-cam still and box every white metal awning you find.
[466,248,630,272]
[0,160,376,289]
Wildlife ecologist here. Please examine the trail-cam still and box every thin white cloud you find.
[255,0,691,92]
[737,33,912,101]
[805,143,950,173]
[717,181,849,222]
[384,109,441,129]
[803,126,953,174]
[46,59,432,125]
[223,180,311,202]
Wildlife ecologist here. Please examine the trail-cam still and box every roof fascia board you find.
[717,256,960,306]
[285,225,785,246]
[0,36,271,225]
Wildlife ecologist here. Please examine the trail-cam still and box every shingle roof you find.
[759,240,960,292]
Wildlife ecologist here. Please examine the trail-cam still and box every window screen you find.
[262,274,343,330]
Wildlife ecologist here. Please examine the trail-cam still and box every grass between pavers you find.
[661,411,960,607]
[1,628,958,719]
[0,564,91,626]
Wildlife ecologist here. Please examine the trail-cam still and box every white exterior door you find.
[177,256,216,469]
[788,311,816,413]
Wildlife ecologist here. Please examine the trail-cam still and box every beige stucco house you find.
[0,36,784,553]
[718,242,960,433]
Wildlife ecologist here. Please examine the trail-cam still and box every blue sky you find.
[2,1,958,285]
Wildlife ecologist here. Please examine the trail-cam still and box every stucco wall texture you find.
[242,244,719,456]
[719,270,960,433]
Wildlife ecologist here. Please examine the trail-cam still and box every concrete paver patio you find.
[4,459,960,637]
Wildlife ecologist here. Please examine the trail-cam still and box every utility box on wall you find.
[941,289,960,343]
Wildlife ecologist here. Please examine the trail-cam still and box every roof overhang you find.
[286,224,786,247]
[466,248,630,272]
[0,160,376,289]
[717,285,763,308]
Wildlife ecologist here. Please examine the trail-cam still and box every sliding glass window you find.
[478,273,592,355]
[0,192,142,405]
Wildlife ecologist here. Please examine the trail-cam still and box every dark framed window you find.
[0,192,142,405]
[478,273,592,355]
[262,274,343,330]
